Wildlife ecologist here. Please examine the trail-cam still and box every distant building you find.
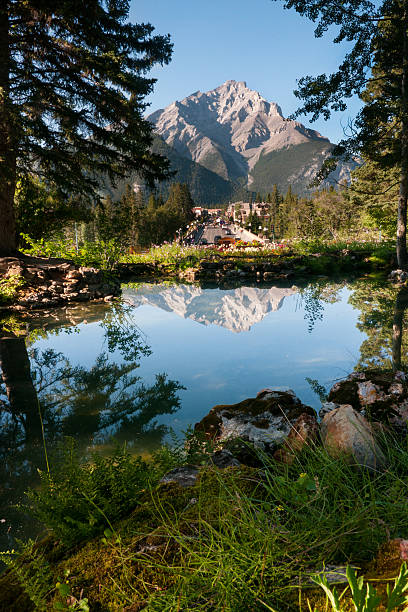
[192,207,223,218]
[226,202,270,223]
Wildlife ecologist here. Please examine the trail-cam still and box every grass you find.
[2,430,408,611]
[18,232,396,281]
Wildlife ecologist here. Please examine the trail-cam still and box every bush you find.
[0,274,25,303]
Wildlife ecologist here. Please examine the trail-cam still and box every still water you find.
[0,276,405,549]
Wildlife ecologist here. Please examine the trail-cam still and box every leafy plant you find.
[311,563,408,612]
[0,274,25,303]
[26,440,160,546]
[0,540,53,611]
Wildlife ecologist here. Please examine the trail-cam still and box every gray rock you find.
[195,390,315,454]
[210,450,241,469]
[319,402,338,419]
[160,465,200,488]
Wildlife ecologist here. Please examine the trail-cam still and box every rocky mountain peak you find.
[147,80,356,193]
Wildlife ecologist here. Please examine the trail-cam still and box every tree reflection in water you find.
[300,278,408,373]
[0,304,185,549]
[348,281,408,372]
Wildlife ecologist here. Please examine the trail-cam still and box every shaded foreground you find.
[2,373,408,611]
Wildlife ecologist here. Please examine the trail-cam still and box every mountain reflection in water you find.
[123,284,296,332]
[2,278,408,551]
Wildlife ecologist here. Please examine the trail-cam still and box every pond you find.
[0,275,406,551]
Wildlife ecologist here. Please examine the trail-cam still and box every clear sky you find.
[130,0,363,144]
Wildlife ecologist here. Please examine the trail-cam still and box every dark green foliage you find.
[15,176,90,243]
[26,442,159,546]
[349,159,399,237]
[8,0,173,191]
[0,0,173,252]
[137,182,196,247]
[272,0,408,267]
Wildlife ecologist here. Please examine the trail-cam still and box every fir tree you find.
[0,1,173,254]
[272,0,408,267]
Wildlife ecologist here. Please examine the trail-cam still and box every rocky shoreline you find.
[0,246,399,316]
[0,256,121,311]
[117,248,385,284]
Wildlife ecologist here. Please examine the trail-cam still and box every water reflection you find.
[2,277,408,551]
[0,303,184,549]
[346,280,408,371]
[123,283,296,332]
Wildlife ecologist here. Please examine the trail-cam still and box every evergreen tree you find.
[0,1,173,254]
[270,184,282,238]
[272,0,408,267]
[349,159,399,237]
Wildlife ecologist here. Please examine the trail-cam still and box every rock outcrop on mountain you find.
[123,283,296,333]
[148,80,357,195]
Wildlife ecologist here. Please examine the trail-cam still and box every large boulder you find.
[327,370,408,430]
[320,404,386,469]
[195,388,315,455]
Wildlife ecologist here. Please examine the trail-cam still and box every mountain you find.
[150,136,249,204]
[122,283,296,333]
[148,80,357,195]
[101,135,248,205]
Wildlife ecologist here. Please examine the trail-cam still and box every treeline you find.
[18,180,196,250]
[88,182,195,249]
[242,159,396,241]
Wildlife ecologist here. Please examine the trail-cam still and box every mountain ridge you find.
[148,80,357,196]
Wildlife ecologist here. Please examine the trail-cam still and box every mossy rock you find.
[195,391,315,458]
[328,370,408,426]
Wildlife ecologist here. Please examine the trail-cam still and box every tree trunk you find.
[397,5,408,270]
[0,336,42,441]
[0,7,17,255]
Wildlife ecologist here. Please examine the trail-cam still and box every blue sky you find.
[130,0,363,144]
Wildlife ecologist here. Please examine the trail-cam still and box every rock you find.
[357,381,386,405]
[274,413,319,465]
[328,371,408,426]
[209,450,241,469]
[395,370,406,382]
[347,372,366,381]
[65,270,82,280]
[320,404,386,469]
[0,255,120,310]
[6,264,24,277]
[195,390,315,454]
[371,539,408,577]
[319,401,338,419]
[389,269,408,282]
[160,465,200,488]
[389,382,404,396]
[256,388,296,400]
[389,399,408,429]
